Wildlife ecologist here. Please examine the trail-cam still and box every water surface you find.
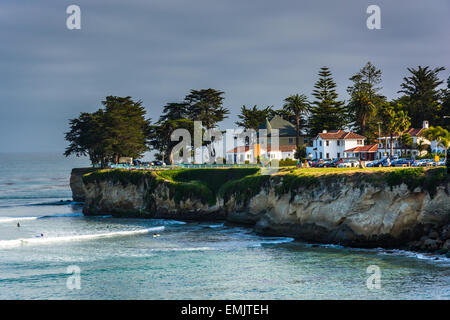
[0,153,448,299]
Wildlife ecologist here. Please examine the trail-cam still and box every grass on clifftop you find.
[274,166,448,199]
[83,166,449,207]
[83,168,260,206]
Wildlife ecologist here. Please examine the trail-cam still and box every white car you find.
[337,160,359,168]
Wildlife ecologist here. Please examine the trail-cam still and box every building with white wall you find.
[307,130,366,160]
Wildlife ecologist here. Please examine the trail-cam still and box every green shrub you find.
[279,158,298,166]
[385,167,448,196]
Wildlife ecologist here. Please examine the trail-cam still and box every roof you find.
[262,145,297,152]
[317,130,365,140]
[227,145,297,153]
[258,115,298,137]
[227,146,252,153]
[378,127,425,139]
[405,128,424,137]
[345,144,378,153]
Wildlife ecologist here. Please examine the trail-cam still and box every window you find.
[319,141,322,147]
[326,140,329,146]
[326,153,329,159]
[337,153,340,158]
[337,140,340,146]
[357,140,363,145]
[288,138,294,144]
[246,154,250,160]
[320,152,322,159]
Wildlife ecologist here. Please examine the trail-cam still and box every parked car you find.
[368,157,388,167]
[391,158,414,167]
[310,160,323,167]
[151,160,166,166]
[323,159,340,168]
[433,160,445,166]
[337,159,360,168]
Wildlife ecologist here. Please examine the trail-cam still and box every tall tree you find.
[64,96,152,166]
[102,96,152,164]
[399,133,413,156]
[398,66,445,127]
[235,105,273,130]
[439,76,450,130]
[159,102,190,122]
[347,62,386,139]
[422,126,450,159]
[185,89,229,129]
[148,119,194,164]
[64,110,108,167]
[309,67,347,136]
[380,103,411,157]
[283,94,310,146]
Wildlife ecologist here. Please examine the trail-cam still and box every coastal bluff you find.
[71,167,450,252]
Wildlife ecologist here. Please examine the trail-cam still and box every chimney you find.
[423,120,429,129]
[322,130,327,133]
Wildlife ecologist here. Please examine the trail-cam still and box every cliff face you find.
[226,178,450,249]
[70,168,96,202]
[74,168,450,251]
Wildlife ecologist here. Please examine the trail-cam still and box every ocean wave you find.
[376,248,450,263]
[37,213,84,219]
[26,201,83,207]
[149,246,214,252]
[0,226,164,248]
[0,217,39,223]
[258,237,295,245]
[200,223,225,228]
[148,219,187,225]
[0,213,84,223]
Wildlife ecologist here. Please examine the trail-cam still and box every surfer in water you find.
[153,233,160,238]
[17,222,20,227]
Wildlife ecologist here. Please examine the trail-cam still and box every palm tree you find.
[381,103,411,157]
[439,135,450,161]
[283,94,310,147]
[399,133,413,156]
[423,126,450,159]
[414,140,428,157]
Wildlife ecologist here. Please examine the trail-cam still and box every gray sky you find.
[0,0,449,153]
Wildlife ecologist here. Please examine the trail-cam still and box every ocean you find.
[0,152,448,299]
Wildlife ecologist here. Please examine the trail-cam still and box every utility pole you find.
[377,121,383,159]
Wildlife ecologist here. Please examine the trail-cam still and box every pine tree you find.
[185,88,229,129]
[309,67,347,136]
[235,105,273,130]
[347,62,386,140]
[398,66,445,127]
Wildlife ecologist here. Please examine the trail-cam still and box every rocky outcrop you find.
[70,168,96,202]
[74,168,450,252]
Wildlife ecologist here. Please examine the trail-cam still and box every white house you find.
[307,130,366,160]
[376,121,439,158]
[226,145,296,163]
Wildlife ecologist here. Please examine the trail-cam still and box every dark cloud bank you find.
[0,0,449,152]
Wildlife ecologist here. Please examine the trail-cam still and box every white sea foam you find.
[201,223,224,228]
[38,213,83,218]
[256,237,295,246]
[149,246,214,252]
[0,217,39,223]
[0,226,164,248]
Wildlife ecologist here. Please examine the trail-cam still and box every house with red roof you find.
[308,130,367,160]
[376,121,436,158]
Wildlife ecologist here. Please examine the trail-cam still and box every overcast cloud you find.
[0,0,449,153]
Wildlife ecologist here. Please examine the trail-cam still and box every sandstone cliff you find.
[73,168,450,251]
